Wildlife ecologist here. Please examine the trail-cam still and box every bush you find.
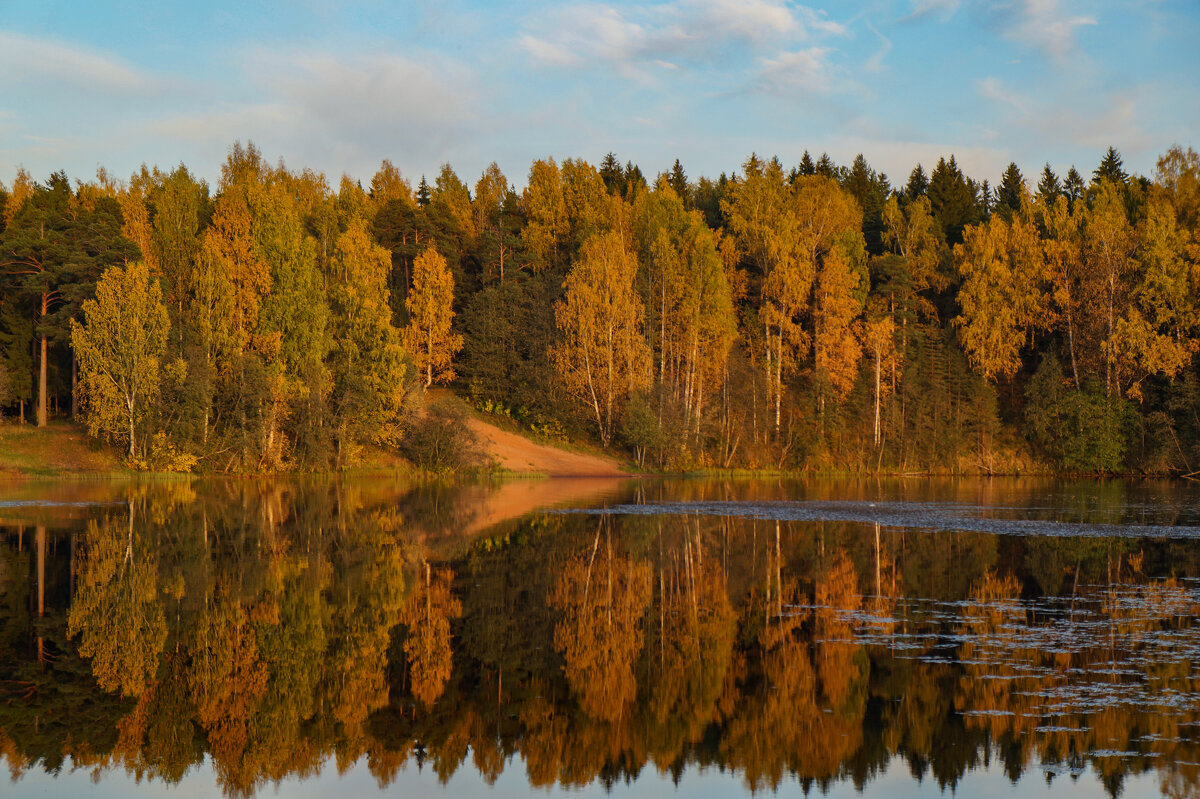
[403,398,485,470]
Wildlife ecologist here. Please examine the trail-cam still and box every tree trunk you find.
[127,396,136,459]
[37,291,48,427]
[37,336,47,427]
[873,352,881,447]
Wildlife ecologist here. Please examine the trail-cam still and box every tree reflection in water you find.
[0,479,1199,797]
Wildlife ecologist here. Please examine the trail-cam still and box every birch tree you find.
[71,261,170,458]
[553,231,650,446]
[404,246,462,388]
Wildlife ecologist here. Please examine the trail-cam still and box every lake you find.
[1,476,1198,798]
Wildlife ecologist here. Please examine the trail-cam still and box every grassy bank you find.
[0,421,128,478]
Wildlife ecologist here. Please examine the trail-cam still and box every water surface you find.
[2,477,1198,798]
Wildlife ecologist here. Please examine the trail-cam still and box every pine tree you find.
[906,164,928,199]
[599,152,625,196]
[416,176,431,207]
[1036,164,1061,203]
[799,151,816,177]
[996,162,1025,217]
[928,157,979,244]
[669,159,688,204]
[1064,167,1086,207]
[1093,146,1127,186]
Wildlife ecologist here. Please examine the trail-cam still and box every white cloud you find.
[758,47,834,94]
[996,0,1097,60]
[0,32,166,96]
[518,0,846,75]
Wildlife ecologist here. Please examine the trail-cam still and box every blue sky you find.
[1,0,1196,192]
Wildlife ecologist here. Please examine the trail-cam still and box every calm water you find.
[2,477,1199,798]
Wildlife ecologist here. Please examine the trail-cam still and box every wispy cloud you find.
[864,19,892,73]
[901,0,961,23]
[0,32,169,96]
[978,76,1030,113]
[758,47,835,94]
[975,76,1150,159]
[153,48,478,179]
[992,0,1097,60]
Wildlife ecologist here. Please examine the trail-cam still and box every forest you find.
[1,142,1198,474]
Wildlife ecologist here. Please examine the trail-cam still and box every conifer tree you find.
[1036,164,1062,203]
[1093,146,1128,186]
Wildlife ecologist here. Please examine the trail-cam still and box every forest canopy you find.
[1,142,1198,474]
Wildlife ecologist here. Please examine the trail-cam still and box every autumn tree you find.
[399,563,462,710]
[954,194,1046,380]
[329,219,411,456]
[861,309,897,446]
[549,523,652,722]
[71,261,170,459]
[552,230,650,446]
[522,158,567,271]
[404,246,462,388]
[67,510,167,698]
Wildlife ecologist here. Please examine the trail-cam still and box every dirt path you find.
[465,416,629,476]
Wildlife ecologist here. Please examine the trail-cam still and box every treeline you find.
[0,142,1198,473]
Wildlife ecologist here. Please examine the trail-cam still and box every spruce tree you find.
[799,151,816,176]
[996,162,1025,216]
[905,164,928,199]
[1036,164,1061,203]
[1093,146,1127,186]
[1064,166,1086,206]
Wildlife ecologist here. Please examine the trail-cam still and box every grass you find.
[0,420,127,478]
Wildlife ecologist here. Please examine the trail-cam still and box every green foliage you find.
[1025,355,1133,472]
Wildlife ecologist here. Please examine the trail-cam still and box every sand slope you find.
[465,416,629,476]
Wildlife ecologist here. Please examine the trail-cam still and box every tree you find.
[473,163,514,283]
[861,310,897,446]
[928,156,979,245]
[0,172,137,426]
[1063,167,1086,206]
[553,230,650,446]
[905,164,928,199]
[1093,146,1128,186]
[1083,180,1136,396]
[404,246,462,388]
[668,159,689,204]
[522,158,567,271]
[1035,164,1061,204]
[329,219,411,455]
[954,197,1046,380]
[72,261,170,458]
[399,563,462,710]
[995,163,1025,218]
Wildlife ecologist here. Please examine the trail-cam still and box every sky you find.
[1,0,1197,192]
